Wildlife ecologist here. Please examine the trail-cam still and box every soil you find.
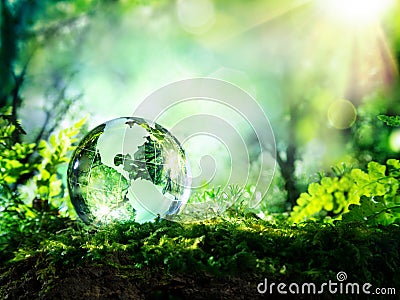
[0,258,336,300]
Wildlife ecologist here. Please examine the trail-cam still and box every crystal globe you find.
[67,117,191,225]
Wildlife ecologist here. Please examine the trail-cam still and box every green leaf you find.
[387,159,400,169]
[367,161,386,179]
[38,186,49,196]
[50,134,57,148]
[342,196,400,226]
[377,115,400,127]
[41,169,51,180]
[387,159,400,178]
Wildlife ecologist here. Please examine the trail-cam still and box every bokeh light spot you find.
[327,99,357,130]
[389,129,400,152]
[177,0,215,34]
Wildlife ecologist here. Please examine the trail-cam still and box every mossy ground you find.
[0,215,399,299]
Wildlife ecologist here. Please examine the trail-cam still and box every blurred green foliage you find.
[34,116,87,209]
[0,108,86,262]
[291,159,400,225]
[378,114,400,127]
[0,108,36,188]
[2,0,400,213]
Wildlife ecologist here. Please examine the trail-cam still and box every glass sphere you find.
[67,117,191,225]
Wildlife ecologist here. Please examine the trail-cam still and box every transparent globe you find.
[67,117,191,225]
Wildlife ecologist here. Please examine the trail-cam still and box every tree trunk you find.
[276,143,300,209]
[0,0,17,111]
[277,101,301,209]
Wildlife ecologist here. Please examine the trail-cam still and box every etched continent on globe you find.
[67,117,191,225]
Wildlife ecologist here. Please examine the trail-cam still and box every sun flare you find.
[322,0,395,25]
